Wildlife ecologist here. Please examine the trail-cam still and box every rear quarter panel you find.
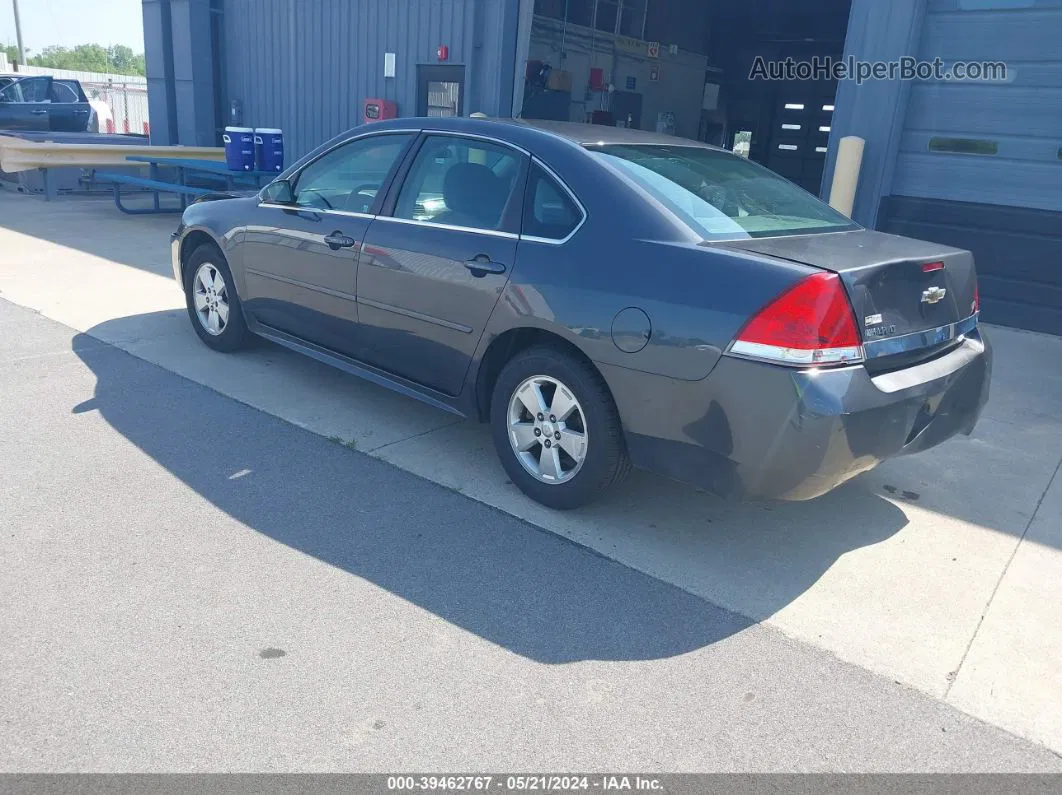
[483,135,814,382]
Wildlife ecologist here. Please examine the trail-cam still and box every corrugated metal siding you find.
[892,0,1062,212]
[822,0,926,227]
[222,0,508,159]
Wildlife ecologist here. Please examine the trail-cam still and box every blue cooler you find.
[222,126,255,171]
[254,128,284,172]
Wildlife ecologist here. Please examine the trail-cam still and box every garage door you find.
[880,0,1062,336]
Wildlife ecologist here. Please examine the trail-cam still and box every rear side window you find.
[588,143,859,240]
[522,163,583,241]
[393,135,525,232]
[52,81,83,103]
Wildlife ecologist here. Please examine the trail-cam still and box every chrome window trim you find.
[862,313,979,360]
[519,157,588,246]
[420,129,531,157]
[324,208,375,220]
[257,203,375,220]
[372,215,519,240]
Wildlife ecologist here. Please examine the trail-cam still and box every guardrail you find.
[0,135,225,200]
[0,135,224,172]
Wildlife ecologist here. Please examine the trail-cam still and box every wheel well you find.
[179,231,222,283]
[474,327,604,422]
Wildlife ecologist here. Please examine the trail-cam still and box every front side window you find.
[522,163,583,241]
[293,133,413,213]
[394,135,525,232]
[16,78,52,103]
[588,144,859,240]
[0,80,21,102]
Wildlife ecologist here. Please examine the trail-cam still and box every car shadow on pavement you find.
[69,319,911,665]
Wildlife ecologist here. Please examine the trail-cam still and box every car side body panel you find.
[169,117,992,502]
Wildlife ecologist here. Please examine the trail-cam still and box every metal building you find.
[142,0,1062,335]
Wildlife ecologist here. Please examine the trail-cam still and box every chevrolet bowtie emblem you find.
[921,286,947,305]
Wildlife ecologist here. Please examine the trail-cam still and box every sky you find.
[0,0,144,54]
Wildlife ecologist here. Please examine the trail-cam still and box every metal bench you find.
[94,172,214,215]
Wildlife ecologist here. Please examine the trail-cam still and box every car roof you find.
[359,115,724,152]
[509,118,721,149]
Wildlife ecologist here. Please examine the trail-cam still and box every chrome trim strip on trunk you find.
[862,313,979,360]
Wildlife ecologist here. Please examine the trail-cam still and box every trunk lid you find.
[718,230,979,368]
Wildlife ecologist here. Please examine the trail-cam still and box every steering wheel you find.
[296,187,335,210]
[345,183,380,214]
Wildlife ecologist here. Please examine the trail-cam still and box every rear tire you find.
[183,244,251,352]
[490,346,630,510]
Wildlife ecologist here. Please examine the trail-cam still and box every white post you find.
[829,135,866,219]
[12,0,26,65]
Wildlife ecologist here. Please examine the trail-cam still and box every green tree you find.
[107,45,142,75]
[21,43,146,76]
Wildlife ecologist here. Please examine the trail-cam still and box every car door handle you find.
[324,232,357,250]
[30,109,48,115]
[464,255,507,277]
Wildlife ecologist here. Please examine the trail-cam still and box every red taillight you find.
[973,282,980,313]
[731,272,863,366]
[922,261,945,273]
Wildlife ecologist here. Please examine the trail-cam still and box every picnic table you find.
[125,156,279,190]
[95,156,281,215]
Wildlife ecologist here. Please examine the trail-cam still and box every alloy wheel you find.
[192,262,230,336]
[506,375,589,485]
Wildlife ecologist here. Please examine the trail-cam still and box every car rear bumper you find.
[608,331,992,501]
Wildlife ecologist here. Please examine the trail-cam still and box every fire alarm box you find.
[363,98,397,124]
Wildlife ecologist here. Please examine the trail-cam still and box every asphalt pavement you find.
[2,298,1061,772]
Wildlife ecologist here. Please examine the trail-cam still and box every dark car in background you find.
[170,117,991,509]
[0,74,92,132]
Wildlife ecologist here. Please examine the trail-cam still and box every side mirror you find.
[261,179,295,205]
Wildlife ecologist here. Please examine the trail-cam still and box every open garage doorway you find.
[517,0,853,196]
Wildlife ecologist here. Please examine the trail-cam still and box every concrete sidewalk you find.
[2,189,1061,756]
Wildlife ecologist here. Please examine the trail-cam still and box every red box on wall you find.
[589,67,606,91]
[363,98,397,124]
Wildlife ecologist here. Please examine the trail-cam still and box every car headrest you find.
[442,162,505,226]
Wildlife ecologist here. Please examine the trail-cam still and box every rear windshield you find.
[586,144,859,240]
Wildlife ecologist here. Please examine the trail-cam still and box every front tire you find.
[183,244,251,352]
[490,346,630,510]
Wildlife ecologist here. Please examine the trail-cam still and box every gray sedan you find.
[171,117,991,509]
